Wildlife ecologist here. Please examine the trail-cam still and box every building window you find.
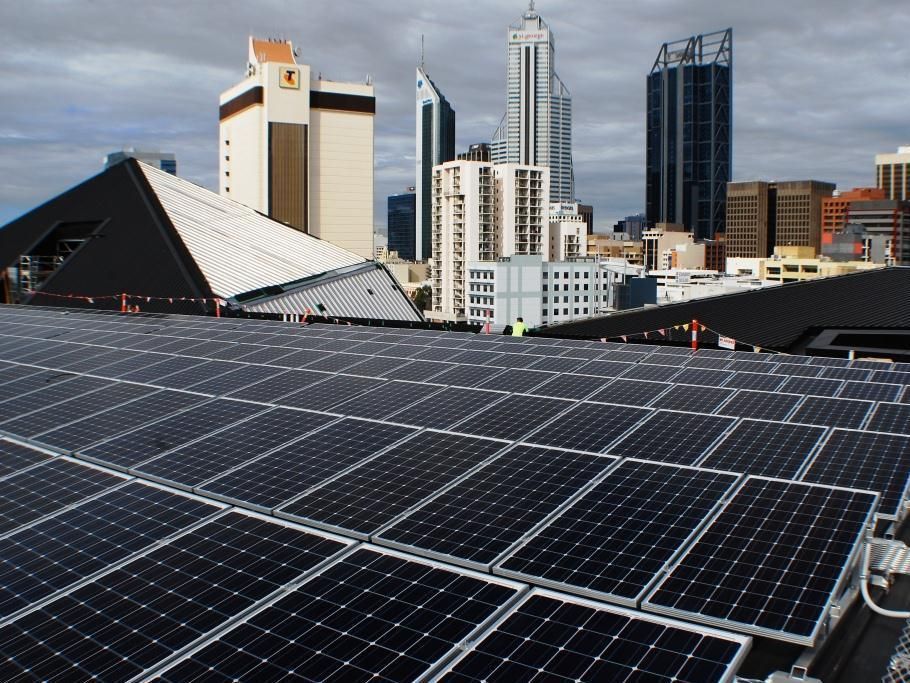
[543,284,548,291]
[584,272,589,279]
[574,308,579,315]
[224,155,230,161]
[574,296,579,303]
[574,284,579,291]
[563,308,569,315]
[542,309,548,316]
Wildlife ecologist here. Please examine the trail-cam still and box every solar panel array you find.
[0,304,904,679]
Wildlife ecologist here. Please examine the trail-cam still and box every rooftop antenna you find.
[419,34,425,70]
[529,0,535,10]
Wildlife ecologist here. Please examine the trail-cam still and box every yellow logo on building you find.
[279,67,300,89]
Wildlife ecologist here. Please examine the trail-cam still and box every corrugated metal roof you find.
[546,267,910,351]
[138,163,364,298]
[237,262,423,322]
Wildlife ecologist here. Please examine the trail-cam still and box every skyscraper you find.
[876,147,910,201]
[219,37,375,258]
[387,189,416,261]
[491,2,574,203]
[647,29,732,241]
[415,66,455,261]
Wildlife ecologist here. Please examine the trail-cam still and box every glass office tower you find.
[646,29,732,241]
[388,191,417,262]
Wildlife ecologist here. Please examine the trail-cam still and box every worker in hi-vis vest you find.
[512,317,528,337]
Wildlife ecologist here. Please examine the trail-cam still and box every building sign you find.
[279,67,300,89]
[718,335,736,350]
[511,30,547,42]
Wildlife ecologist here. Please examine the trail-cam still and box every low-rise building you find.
[727,246,882,283]
[587,235,643,265]
[548,203,587,261]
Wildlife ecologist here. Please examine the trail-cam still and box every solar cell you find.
[650,384,735,412]
[497,460,738,604]
[802,429,910,519]
[260,347,326,368]
[727,358,778,373]
[838,380,903,403]
[134,407,336,490]
[385,387,508,430]
[0,512,349,682]
[277,430,506,537]
[115,355,203,383]
[0,363,42,387]
[381,359,451,382]
[872,370,910,386]
[527,372,608,400]
[683,356,732,370]
[412,345,464,362]
[198,418,417,511]
[606,411,736,465]
[573,359,635,378]
[0,459,125,535]
[715,389,803,421]
[474,368,555,393]
[276,373,385,411]
[557,347,607,361]
[0,373,109,415]
[231,345,300,365]
[1,381,157,440]
[53,348,137,373]
[699,420,826,479]
[156,548,519,683]
[145,359,241,389]
[0,482,219,619]
[31,389,210,452]
[773,363,824,378]
[77,398,267,470]
[374,343,425,359]
[0,440,52,478]
[526,355,587,373]
[88,351,172,378]
[376,445,616,569]
[619,363,683,382]
[778,376,844,397]
[438,591,750,683]
[788,396,874,429]
[644,478,877,644]
[454,394,574,441]
[722,371,787,392]
[430,363,507,388]
[818,366,872,382]
[586,378,672,407]
[323,380,444,420]
[866,402,910,435]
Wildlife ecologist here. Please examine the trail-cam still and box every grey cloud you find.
[1,0,908,230]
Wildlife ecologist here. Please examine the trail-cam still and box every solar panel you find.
[497,460,738,605]
[155,547,520,683]
[556,346,607,361]
[276,430,506,538]
[471,368,552,393]
[198,418,417,511]
[88,351,171,378]
[802,429,910,519]
[838,380,903,403]
[525,402,652,453]
[0,374,109,416]
[413,345,468,362]
[527,372,608,400]
[339,354,409,377]
[301,351,370,372]
[699,419,826,479]
[29,389,210,452]
[384,387,506,430]
[277,373,385,411]
[437,591,750,683]
[778,375,844,397]
[262,347,326,368]
[115,355,204,383]
[77,398,268,471]
[650,384,735,413]
[527,355,587,373]
[0,459,125,535]
[374,343,425,359]
[231,345,300,365]
[380,359,451,382]
[53,348,137,373]
[571,359,634,379]
[0,440,53,478]
[672,367,734,387]
[430,363,507,388]
[376,445,616,569]
[606,411,737,466]
[0,482,219,619]
[328,380,444,420]
[644,478,877,644]
[727,358,778,373]
[453,394,574,442]
[0,363,41,387]
[133,407,336,490]
[866,402,910,435]
[587,378,672,407]
[722,371,787,392]
[683,356,732,370]
[872,369,910,386]
[0,382,157,440]
[220,368,325,403]
[788,396,874,429]
[0,512,349,682]
[182,363,285,396]
[819,366,872,382]
[617,363,682,383]
[773,363,824,378]
[145,359,241,389]
[715,389,803,421]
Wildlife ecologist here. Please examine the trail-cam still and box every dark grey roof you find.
[545,268,910,351]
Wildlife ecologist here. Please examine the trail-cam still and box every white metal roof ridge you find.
[137,163,364,298]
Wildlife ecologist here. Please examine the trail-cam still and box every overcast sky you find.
[1,0,908,232]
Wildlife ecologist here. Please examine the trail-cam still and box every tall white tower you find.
[491,2,574,203]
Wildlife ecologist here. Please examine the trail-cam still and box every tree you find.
[412,284,431,312]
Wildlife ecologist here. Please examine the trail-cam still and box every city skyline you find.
[1,0,907,233]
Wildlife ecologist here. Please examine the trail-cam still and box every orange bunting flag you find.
[683,324,690,331]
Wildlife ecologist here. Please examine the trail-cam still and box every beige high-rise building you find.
[876,147,910,201]
[429,160,549,321]
[725,180,835,258]
[219,37,375,258]
[775,180,835,253]
[726,181,772,258]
